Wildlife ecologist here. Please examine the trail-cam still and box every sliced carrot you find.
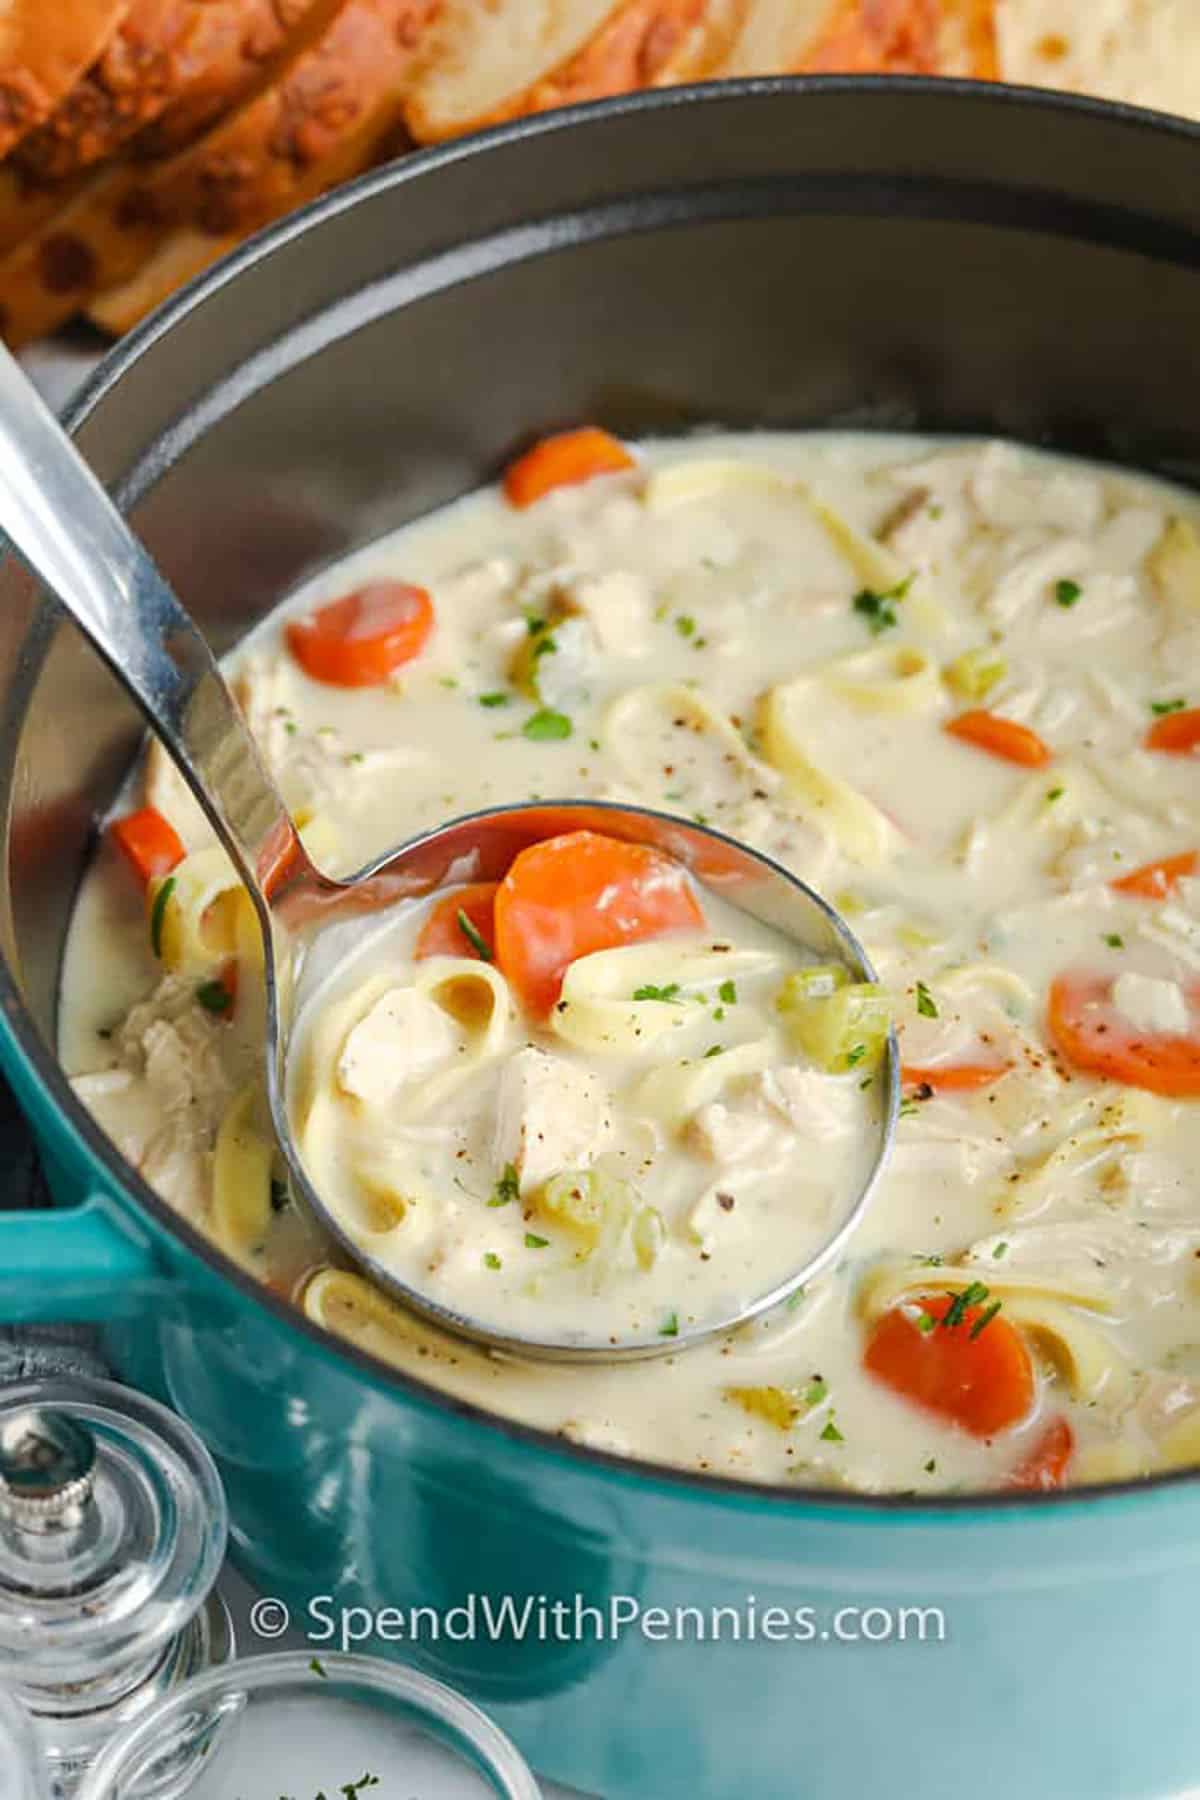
[944,709,1053,768]
[1047,969,1200,1097]
[1005,1416,1074,1491]
[493,830,704,1017]
[414,882,499,962]
[901,1061,1010,1093]
[863,1292,1035,1437]
[1145,708,1200,755]
[503,428,635,508]
[1111,850,1199,899]
[109,806,185,884]
[286,582,434,687]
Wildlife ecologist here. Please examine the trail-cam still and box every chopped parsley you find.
[969,1299,1003,1339]
[914,980,938,1019]
[703,1044,724,1058]
[991,1241,1009,1259]
[483,1251,502,1271]
[633,982,681,1003]
[1102,932,1124,949]
[457,907,494,961]
[852,573,913,636]
[149,876,176,960]
[524,1232,550,1250]
[478,690,510,708]
[819,1414,845,1443]
[1046,785,1064,802]
[786,1286,807,1311]
[336,1777,380,1799]
[915,1310,937,1335]
[942,1281,990,1329]
[1151,697,1187,715]
[717,978,738,1005]
[488,1163,520,1207]
[525,613,547,636]
[659,1311,680,1338]
[845,1043,867,1069]
[898,1098,921,1119]
[522,707,572,741]
[309,1657,328,1679]
[804,1376,828,1408]
[195,977,232,1015]
[532,633,557,660]
[675,614,696,639]
[924,1458,937,1474]
[1054,578,1083,608]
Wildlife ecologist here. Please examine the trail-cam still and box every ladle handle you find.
[0,343,300,897]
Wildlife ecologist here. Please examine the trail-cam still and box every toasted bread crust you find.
[160,0,438,234]
[477,0,744,128]
[13,1,314,183]
[0,1,131,156]
[795,0,943,72]
[407,0,741,141]
[935,0,996,79]
[0,0,438,344]
[0,1,322,260]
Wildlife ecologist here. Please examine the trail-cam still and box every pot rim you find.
[13,74,1200,1524]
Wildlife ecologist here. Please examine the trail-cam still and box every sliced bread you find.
[0,0,324,260]
[0,0,437,344]
[0,1,131,156]
[405,0,741,143]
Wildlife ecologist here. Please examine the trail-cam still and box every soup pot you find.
[0,78,1199,1800]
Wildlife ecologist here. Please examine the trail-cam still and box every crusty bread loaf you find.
[720,0,994,76]
[996,0,1195,111]
[405,0,740,142]
[0,1,323,261]
[13,1,314,184]
[795,0,943,73]
[0,2,131,157]
[85,87,408,333]
[0,0,438,345]
[85,223,236,333]
[718,0,837,75]
[937,0,996,77]
[468,0,747,130]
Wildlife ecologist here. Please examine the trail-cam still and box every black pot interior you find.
[3,76,1200,1063]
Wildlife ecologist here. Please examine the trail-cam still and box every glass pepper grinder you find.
[0,1377,234,1798]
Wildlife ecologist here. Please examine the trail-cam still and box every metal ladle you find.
[0,344,897,1361]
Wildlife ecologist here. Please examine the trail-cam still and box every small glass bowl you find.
[0,1684,45,1800]
[73,1650,541,1800]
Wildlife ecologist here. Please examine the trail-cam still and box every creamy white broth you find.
[286,885,882,1349]
[59,431,1200,1494]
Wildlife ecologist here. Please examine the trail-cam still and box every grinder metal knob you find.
[0,1409,97,1535]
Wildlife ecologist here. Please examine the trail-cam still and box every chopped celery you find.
[775,968,891,1073]
[632,1205,666,1271]
[725,1384,830,1431]
[509,613,562,699]
[944,647,1007,701]
[538,1169,608,1247]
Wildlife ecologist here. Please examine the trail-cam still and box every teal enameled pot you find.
[1,79,1199,1800]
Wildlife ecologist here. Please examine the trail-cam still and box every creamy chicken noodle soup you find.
[61,429,1200,1495]
[287,859,885,1347]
